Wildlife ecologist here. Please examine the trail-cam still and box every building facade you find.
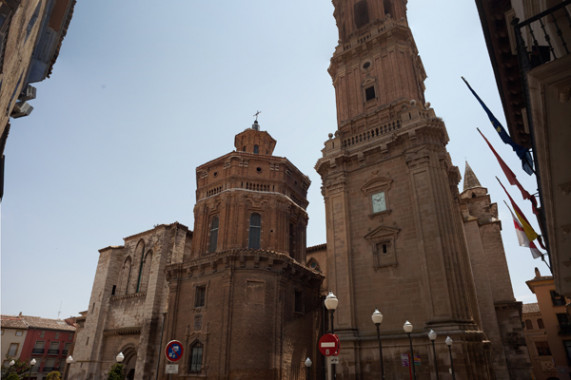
[1,314,28,368]
[1,313,76,379]
[67,223,192,380]
[524,269,571,379]
[316,0,529,378]
[0,0,75,201]
[475,0,571,296]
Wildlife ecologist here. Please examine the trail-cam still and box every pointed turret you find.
[463,161,482,191]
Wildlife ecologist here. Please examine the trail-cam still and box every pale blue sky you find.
[2,0,544,319]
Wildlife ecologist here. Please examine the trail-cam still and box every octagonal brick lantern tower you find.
[164,119,322,380]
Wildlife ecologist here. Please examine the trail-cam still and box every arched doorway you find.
[120,345,137,380]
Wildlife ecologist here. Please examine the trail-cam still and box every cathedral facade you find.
[69,1,530,379]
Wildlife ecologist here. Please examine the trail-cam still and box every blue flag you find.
[462,77,534,175]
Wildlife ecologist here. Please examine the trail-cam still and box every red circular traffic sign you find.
[319,333,340,356]
[165,340,184,362]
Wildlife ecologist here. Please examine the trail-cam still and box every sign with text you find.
[318,333,340,356]
[165,364,179,374]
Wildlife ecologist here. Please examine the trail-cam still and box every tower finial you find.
[252,110,261,130]
[463,161,482,191]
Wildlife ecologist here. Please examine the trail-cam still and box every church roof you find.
[463,161,482,191]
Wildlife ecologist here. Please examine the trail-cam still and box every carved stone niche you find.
[364,225,399,269]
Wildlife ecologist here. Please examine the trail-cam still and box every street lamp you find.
[304,357,312,380]
[428,330,440,380]
[324,292,338,333]
[116,352,125,363]
[26,358,37,379]
[64,355,74,380]
[403,321,417,380]
[371,309,385,380]
[445,337,456,380]
[324,292,338,380]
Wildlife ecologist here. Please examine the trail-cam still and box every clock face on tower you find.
[371,191,386,213]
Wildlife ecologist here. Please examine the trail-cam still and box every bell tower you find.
[330,0,426,128]
[317,0,499,378]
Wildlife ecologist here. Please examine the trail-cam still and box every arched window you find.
[134,240,146,293]
[118,257,132,295]
[248,213,261,249]
[354,0,369,28]
[289,223,296,258]
[525,319,533,330]
[188,341,203,373]
[138,251,152,293]
[538,318,545,329]
[253,145,259,154]
[208,216,219,253]
[383,0,392,16]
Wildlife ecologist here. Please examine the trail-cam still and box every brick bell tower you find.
[316,0,495,378]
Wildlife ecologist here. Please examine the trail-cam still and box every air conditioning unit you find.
[11,101,33,118]
[19,85,36,101]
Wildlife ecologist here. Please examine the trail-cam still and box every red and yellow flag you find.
[497,177,539,242]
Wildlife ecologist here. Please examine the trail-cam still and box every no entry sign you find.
[165,340,184,362]
[318,333,340,356]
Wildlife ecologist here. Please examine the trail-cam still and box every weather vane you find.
[253,110,261,121]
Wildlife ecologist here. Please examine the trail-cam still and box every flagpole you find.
[541,255,552,272]
[462,77,535,176]
[501,192,553,274]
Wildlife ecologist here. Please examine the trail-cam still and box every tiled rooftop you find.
[1,314,76,331]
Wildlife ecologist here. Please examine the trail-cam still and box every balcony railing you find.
[31,348,45,354]
[513,0,571,73]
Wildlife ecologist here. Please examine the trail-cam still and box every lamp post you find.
[64,355,74,380]
[371,309,385,380]
[27,358,37,379]
[403,321,417,380]
[428,330,440,380]
[324,292,338,380]
[304,357,312,380]
[445,337,456,380]
[8,360,15,376]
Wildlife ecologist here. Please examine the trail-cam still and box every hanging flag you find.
[462,77,534,175]
[505,201,542,259]
[497,177,539,242]
[477,128,539,214]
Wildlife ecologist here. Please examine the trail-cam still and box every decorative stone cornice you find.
[103,326,141,336]
[165,249,323,284]
[110,292,146,302]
